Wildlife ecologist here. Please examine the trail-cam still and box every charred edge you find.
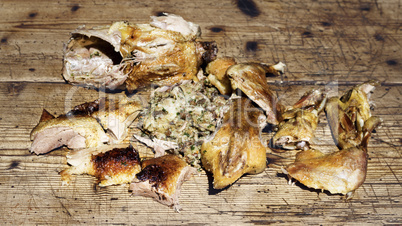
[245,41,258,52]
[92,146,141,177]
[67,99,102,116]
[136,164,166,189]
[236,0,261,18]
[200,41,218,67]
[39,109,55,122]
[71,5,80,12]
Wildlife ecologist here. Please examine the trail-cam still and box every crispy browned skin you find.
[206,57,236,95]
[137,155,188,194]
[130,155,195,211]
[273,89,327,150]
[226,63,284,125]
[285,81,381,198]
[60,144,141,186]
[201,97,268,189]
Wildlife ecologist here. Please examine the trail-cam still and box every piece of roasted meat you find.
[30,109,109,155]
[67,96,142,142]
[60,144,141,186]
[62,13,217,92]
[284,81,381,199]
[273,89,327,150]
[129,154,196,212]
[226,62,286,125]
[30,95,142,154]
[325,80,380,149]
[201,96,268,189]
[205,57,237,95]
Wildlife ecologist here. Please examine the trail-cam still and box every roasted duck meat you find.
[60,144,141,186]
[273,89,327,150]
[30,110,109,155]
[285,147,368,197]
[226,62,286,125]
[129,154,196,212]
[284,81,381,198]
[67,96,142,142]
[62,14,217,92]
[201,97,268,189]
[325,80,380,149]
[205,57,237,95]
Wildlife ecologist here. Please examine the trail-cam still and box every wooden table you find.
[1,0,401,224]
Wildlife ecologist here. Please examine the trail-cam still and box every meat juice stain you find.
[302,31,314,38]
[7,83,26,96]
[236,0,261,18]
[71,5,80,12]
[8,161,20,170]
[374,33,385,41]
[210,27,224,33]
[386,60,397,66]
[28,12,37,18]
[359,4,371,11]
[321,21,332,27]
[245,41,258,52]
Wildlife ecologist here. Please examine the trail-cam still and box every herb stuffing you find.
[138,79,227,169]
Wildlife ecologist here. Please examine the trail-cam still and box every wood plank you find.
[0,0,401,84]
[0,82,401,224]
[1,0,401,224]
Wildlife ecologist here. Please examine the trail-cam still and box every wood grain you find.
[0,0,401,224]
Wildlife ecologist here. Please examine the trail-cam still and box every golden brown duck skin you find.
[62,14,217,92]
[130,155,196,211]
[285,147,368,196]
[285,81,381,198]
[60,144,141,186]
[285,115,381,198]
[226,62,285,125]
[273,89,327,150]
[325,80,379,149]
[205,57,237,95]
[201,97,268,189]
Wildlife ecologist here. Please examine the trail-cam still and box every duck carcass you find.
[62,13,217,92]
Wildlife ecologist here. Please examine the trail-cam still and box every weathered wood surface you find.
[0,0,401,225]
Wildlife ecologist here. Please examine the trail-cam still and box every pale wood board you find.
[0,0,401,225]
